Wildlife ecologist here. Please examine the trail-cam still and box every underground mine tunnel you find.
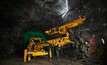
[0,0,107,65]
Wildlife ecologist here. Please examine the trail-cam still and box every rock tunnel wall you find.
[0,0,107,63]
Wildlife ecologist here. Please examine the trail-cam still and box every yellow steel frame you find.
[24,38,52,62]
[24,48,52,62]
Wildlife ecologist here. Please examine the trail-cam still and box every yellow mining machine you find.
[24,16,86,62]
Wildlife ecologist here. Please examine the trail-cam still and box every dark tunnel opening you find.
[14,23,49,57]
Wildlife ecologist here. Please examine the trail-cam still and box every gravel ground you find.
[0,56,84,65]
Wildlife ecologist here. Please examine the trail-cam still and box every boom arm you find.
[45,16,86,35]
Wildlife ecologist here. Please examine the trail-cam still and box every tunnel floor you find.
[0,56,101,65]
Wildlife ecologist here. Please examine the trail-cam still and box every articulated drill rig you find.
[24,16,86,62]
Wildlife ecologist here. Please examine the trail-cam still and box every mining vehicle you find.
[24,16,86,62]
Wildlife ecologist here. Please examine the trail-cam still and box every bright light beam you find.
[62,0,69,18]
